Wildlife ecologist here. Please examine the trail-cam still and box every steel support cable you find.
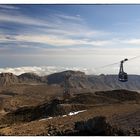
[95,55,140,70]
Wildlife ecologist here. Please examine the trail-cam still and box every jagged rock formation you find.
[0,73,19,86]
[0,72,47,86]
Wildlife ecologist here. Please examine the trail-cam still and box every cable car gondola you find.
[118,58,128,82]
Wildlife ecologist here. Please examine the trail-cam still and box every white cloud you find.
[0,5,19,10]
[0,60,140,76]
[14,34,112,47]
[53,13,83,21]
[1,5,140,75]
[0,33,113,47]
[0,35,9,41]
[0,66,97,76]
[0,9,110,47]
[45,28,106,38]
[0,47,140,75]
[0,13,50,27]
[0,10,86,32]
[123,39,140,45]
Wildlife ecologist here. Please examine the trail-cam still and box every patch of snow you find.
[48,117,53,119]
[39,118,47,121]
[39,110,86,121]
[62,115,67,117]
[68,110,86,116]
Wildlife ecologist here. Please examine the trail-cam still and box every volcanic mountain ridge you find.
[0,70,140,91]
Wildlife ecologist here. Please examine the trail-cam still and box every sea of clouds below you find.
[0,66,98,76]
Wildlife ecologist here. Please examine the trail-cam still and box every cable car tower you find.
[63,73,71,100]
[118,58,128,82]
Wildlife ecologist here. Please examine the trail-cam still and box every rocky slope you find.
[47,70,92,89]
[88,74,140,91]
[0,72,47,87]
[0,71,140,135]
[0,89,140,126]
[0,102,140,136]
[47,71,140,91]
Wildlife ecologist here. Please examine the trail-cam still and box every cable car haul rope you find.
[95,55,140,82]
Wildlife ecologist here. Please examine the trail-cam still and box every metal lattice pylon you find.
[63,73,71,100]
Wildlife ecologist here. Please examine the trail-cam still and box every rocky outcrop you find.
[0,73,19,86]
[41,116,139,136]
[0,72,47,86]
[47,70,92,90]
[95,89,140,102]
[0,98,88,125]
[62,116,127,136]
[18,72,47,84]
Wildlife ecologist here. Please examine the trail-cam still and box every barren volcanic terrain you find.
[0,71,140,136]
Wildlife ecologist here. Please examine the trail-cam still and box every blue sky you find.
[1,4,140,75]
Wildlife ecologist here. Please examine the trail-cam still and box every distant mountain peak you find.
[18,72,46,84]
[19,72,39,77]
[61,70,85,75]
